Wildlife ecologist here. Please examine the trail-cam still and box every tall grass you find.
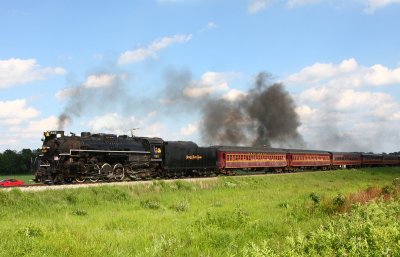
[0,167,399,256]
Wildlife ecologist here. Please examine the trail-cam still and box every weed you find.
[140,199,163,210]
[332,193,346,207]
[65,194,78,205]
[19,225,43,238]
[224,181,237,188]
[170,199,190,212]
[309,192,321,205]
[278,202,289,208]
[72,209,88,216]
[174,180,194,190]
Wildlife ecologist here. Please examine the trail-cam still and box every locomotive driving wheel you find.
[75,176,85,183]
[113,163,125,181]
[89,164,100,182]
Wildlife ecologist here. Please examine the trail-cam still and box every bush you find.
[332,194,346,207]
[309,192,321,205]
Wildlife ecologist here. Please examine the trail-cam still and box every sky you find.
[1,0,400,153]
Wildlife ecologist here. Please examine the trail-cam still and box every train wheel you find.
[90,164,100,182]
[113,164,125,181]
[89,177,99,183]
[75,176,85,183]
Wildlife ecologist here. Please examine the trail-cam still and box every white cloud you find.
[0,115,58,151]
[295,105,318,122]
[183,71,240,98]
[88,113,140,135]
[363,0,400,13]
[199,21,218,32]
[55,73,127,100]
[0,99,39,123]
[248,0,270,13]
[87,113,165,138]
[221,89,247,102]
[206,21,217,29]
[118,34,192,65]
[289,58,400,152]
[247,0,400,13]
[286,58,400,88]
[0,58,65,89]
[286,0,320,8]
[180,123,198,136]
[84,74,118,88]
[55,87,80,100]
[0,99,56,150]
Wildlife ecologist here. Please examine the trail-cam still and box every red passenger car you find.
[382,154,399,166]
[331,152,362,168]
[287,150,331,169]
[217,146,287,172]
[361,154,383,166]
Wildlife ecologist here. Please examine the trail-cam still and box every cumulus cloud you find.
[0,99,56,151]
[118,34,192,65]
[55,73,127,100]
[182,71,240,98]
[88,113,140,134]
[285,58,400,88]
[0,99,39,124]
[83,73,120,88]
[221,89,248,102]
[87,113,165,138]
[0,58,66,89]
[0,99,57,150]
[0,113,58,151]
[289,58,400,152]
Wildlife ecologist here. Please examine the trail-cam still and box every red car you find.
[0,179,24,187]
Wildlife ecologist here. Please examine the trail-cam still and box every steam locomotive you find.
[32,130,400,184]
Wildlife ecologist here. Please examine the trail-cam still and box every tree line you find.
[0,149,40,175]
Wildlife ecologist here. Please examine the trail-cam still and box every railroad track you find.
[0,169,337,192]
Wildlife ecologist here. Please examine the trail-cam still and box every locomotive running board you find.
[69,149,150,156]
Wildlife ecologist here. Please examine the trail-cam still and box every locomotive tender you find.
[33,130,400,183]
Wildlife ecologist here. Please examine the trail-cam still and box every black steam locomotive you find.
[33,131,217,183]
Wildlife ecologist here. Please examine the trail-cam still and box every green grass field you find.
[1,167,400,256]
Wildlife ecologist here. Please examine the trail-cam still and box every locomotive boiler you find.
[34,131,163,183]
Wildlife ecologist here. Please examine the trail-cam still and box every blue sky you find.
[1,0,400,152]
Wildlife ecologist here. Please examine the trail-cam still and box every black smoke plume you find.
[200,72,304,147]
